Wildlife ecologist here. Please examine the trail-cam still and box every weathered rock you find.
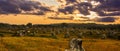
[66,38,85,51]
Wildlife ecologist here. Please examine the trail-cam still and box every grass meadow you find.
[0,37,120,51]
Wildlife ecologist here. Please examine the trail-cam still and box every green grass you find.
[0,37,120,51]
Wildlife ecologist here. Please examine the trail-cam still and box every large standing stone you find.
[66,38,85,51]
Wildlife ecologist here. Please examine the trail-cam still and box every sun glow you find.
[86,11,99,19]
[74,11,99,21]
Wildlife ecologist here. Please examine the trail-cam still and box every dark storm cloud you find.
[96,17,115,22]
[57,0,119,22]
[65,0,78,5]
[0,0,21,13]
[58,2,92,15]
[94,0,120,7]
[58,6,74,14]
[57,0,78,4]
[93,0,120,16]
[77,2,92,15]
[57,0,120,16]
[0,0,51,14]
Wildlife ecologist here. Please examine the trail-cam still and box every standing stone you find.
[101,34,107,39]
[66,38,85,51]
[64,32,70,38]
[78,33,84,38]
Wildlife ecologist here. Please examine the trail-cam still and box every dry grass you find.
[0,37,120,51]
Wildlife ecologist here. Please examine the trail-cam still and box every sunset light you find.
[0,0,120,51]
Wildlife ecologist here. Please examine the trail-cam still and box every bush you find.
[0,34,4,37]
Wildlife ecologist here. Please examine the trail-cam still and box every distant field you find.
[0,37,120,51]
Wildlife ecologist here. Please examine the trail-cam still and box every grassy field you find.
[0,37,120,51]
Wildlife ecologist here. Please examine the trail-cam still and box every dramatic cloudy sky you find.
[0,0,120,24]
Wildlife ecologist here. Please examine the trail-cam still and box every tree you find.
[26,23,32,28]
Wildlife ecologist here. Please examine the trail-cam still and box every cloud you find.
[77,2,92,15]
[95,17,115,22]
[57,0,120,16]
[0,0,21,13]
[56,0,120,22]
[58,6,74,14]
[0,0,51,14]
[58,2,92,15]
[93,0,120,16]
